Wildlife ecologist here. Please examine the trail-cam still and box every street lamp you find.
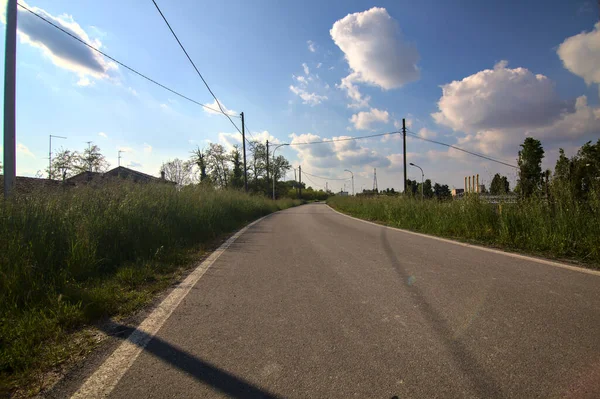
[409,162,424,201]
[344,169,354,196]
[272,143,289,200]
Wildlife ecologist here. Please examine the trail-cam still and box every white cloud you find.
[77,76,92,87]
[295,75,307,84]
[160,103,169,110]
[302,63,310,75]
[432,61,570,132]
[350,108,389,130]
[17,143,35,158]
[128,161,142,168]
[317,63,322,69]
[143,143,152,154]
[339,73,371,108]
[289,132,389,172]
[432,62,600,160]
[557,23,600,86]
[217,132,242,152]
[6,1,116,83]
[331,7,419,106]
[418,128,437,139]
[307,40,316,53]
[127,87,138,97]
[98,132,108,138]
[203,99,237,116]
[289,85,327,106]
[328,66,335,70]
[118,146,134,153]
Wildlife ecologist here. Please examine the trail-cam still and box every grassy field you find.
[328,193,600,267]
[0,183,300,396]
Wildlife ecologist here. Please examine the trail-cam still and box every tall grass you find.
[0,182,299,394]
[328,191,600,267]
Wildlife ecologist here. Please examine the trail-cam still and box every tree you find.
[249,141,266,186]
[46,147,79,180]
[75,144,109,174]
[490,173,510,195]
[517,137,544,197]
[205,143,230,188]
[190,146,208,182]
[271,154,291,195]
[433,183,451,200]
[160,158,193,186]
[230,145,244,189]
[553,140,600,200]
[422,179,434,198]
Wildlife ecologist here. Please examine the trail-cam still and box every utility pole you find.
[85,141,92,172]
[3,0,17,198]
[373,168,378,192]
[402,118,407,194]
[294,168,297,197]
[241,112,248,192]
[298,165,302,199]
[118,150,123,167]
[326,181,328,193]
[48,135,67,179]
[344,169,354,196]
[266,140,269,195]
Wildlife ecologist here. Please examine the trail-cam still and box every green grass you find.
[328,192,600,267]
[0,183,301,396]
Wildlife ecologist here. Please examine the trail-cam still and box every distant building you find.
[0,175,74,195]
[451,188,464,197]
[338,191,349,196]
[67,166,174,185]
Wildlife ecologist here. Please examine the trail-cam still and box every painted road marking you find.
[71,215,271,398]
[327,205,600,277]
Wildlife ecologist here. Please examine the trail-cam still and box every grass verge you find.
[0,183,301,397]
[328,195,600,268]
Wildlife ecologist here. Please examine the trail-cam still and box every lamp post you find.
[409,162,424,201]
[272,143,289,200]
[344,169,354,196]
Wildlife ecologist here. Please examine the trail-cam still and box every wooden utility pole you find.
[266,140,269,195]
[3,0,17,198]
[402,118,407,194]
[241,112,248,192]
[298,165,302,199]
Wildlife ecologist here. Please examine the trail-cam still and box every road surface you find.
[69,203,600,398]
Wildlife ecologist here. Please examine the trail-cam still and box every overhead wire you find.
[301,169,350,181]
[150,0,245,137]
[288,131,401,146]
[16,2,238,117]
[406,129,518,169]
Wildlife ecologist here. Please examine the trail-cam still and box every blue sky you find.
[1,0,599,191]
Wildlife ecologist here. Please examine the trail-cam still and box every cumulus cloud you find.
[217,132,242,152]
[316,63,322,69]
[203,99,237,116]
[289,85,327,106]
[6,1,116,83]
[418,128,437,139]
[98,132,108,138]
[143,143,152,154]
[432,62,600,159]
[289,132,389,172]
[433,61,570,132]
[17,143,35,158]
[307,40,316,53]
[557,23,600,86]
[350,108,389,130]
[339,73,371,108]
[331,7,419,107]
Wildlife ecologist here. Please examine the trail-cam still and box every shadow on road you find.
[99,322,283,399]
[379,227,504,398]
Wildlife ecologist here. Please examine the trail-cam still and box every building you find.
[338,191,349,196]
[67,166,174,185]
[451,188,464,197]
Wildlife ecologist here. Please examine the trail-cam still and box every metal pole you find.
[266,140,269,196]
[344,169,354,196]
[3,0,17,198]
[298,165,302,199]
[402,118,407,194]
[241,112,248,192]
[410,162,424,201]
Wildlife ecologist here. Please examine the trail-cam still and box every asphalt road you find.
[75,203,600,398]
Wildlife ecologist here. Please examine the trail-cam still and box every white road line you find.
[327,205,600,277]
[71,215,270,398]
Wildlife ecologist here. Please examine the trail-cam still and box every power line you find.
[302,169,350,181]
[406,130,518,169]
[150,0,243,136]
[289,131,400,146]
[301,173,324,190]
[16,2,236,117]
